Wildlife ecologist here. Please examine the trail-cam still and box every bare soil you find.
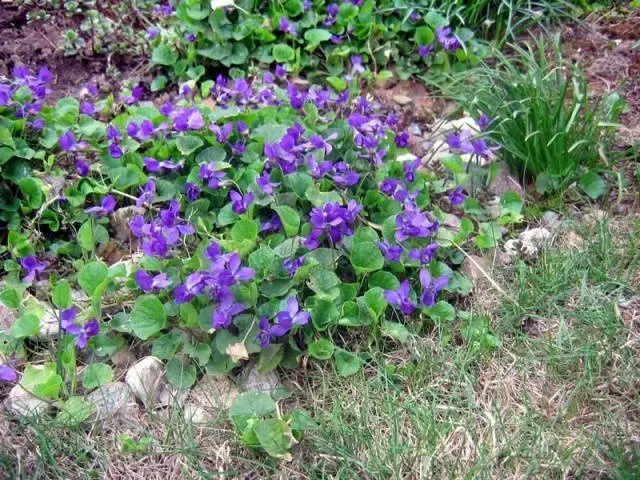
[0,5,148,101]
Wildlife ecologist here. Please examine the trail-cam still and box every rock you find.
[461,255,489,285]
[5,385,49,417]
[110,206,145,243]
[241,364,280,394]
[183,375,240,424]
[487,162,525,197]
[71,289,90,306]
[541,211,562,230]
[582,208,608,228]
[407,123,422,136]
[442,213,461,231]
[515,227,552,260]
[125,356,185,409]
[393,94,412,106]
[0,304,18,332]
[87,382,137,420]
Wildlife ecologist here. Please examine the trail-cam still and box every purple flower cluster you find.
[384,269,448,316]
[0,66,51,119]
[19,255,48,284]
[447,128,499,159]
[61,308,99,349]
[173,241,255,329]
[129,200,194,257]
[305,200,362,249]
[436,27,462,52]
[256,297,309,348]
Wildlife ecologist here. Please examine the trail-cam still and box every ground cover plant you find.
[0,60,515,459]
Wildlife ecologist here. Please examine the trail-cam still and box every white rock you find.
[182,374,240,424]
[0,304,18,332]
[407,123,422,136]
[393,94,412,106]
[518,228,552,257]
[5,385,49,417]
[87,382,136,420]
[125,356,169,409]
[241,364,280,394]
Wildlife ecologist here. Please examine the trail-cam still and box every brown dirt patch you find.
[559,12,640,148]
[0,6,148,101]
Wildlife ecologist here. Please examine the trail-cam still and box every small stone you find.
[110,206,145,243]
[541,211,562,230]
[183,374,240,424]
[71,289,90,306]
[241,364,280,394]
[393,94,412,106]
[487,162,525,197]
[407,123,422,136]
[87,382,137,420]
[5,385,49,417]
[442,213,461,231]
[125,356,167,409]
[518,227,552,259]
[0,304,18,332]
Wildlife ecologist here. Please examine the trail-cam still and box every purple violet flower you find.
[283,256,305,277]
[272,297,309,335]
[135,270,171,292]
[403,157,421,183]
[477,113,491,130]
[230,191,253,214]
[19,255,48,284]
[85,194,116,217]
[448,186,466,206]
[418,44,435,57]
[257,170,279,194]
[378,241,402,262]
[76,159,89,177]
[59,131,76,151]
[212,294,246,329]
[60,308,99,349]
[408,243,439,265]
[0,364,17,382]
[419,269,448,306]
[384,280,416,315]
[184,182,201,201]
[136,179,156,207]
[436,26,462,52]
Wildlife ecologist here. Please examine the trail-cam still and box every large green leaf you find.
[350,241,384,274]
[152,45,178,65]
[274,206,300,237]
[130,295,167,340]
[78,261,108,296]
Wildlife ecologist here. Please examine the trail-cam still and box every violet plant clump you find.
[0,60,505,451]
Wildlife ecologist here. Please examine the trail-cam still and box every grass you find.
[2,215,638,479]
[437,35,624,194]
